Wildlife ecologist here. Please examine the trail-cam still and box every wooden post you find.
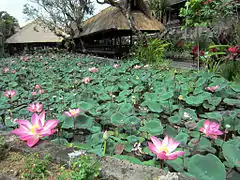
[119,35,122,47]
[197,25,200,71]
[114,36,116,49]
[130,31,133,46]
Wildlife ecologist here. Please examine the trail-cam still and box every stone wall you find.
[0,131,195,180]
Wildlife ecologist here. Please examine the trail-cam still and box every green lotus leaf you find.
[179,108,198,121]
[222,138,240,168]
[99,93,111,101]
[223,98,240,107]
[230,82,240,92]
[185,92,211,106]
[119,102,133,114]
[139,119,163,135]
[168,114,182,124]
[175,132,189,145]
[166,158,185,172]
[189,137,216,153]
[144,101,163,113]
[61,116,74,129]
[187,154,226,180]
[159,91,174,101]
[111,112,127,125]
[127,135,140,143]
[126,116,141,125]
[207,96,222,106]
[200,112,223,121]
[78,101,94,111]
[196,77,207,87]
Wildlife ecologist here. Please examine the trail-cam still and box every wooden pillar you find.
[119,35,122,47]
[130,31,133,47]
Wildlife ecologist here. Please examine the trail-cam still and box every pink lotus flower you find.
[148,136,185,160]
[89,67,99,73]
[32,91,37,96]
[134,65,141,69]
[113,64,119,68]
[27,102,44,113]
[3,68,9,73]
[4,90,16,98]
[82,77,91,84]
[12,70,17,74]
[90,62,94,65]
[206,85,220,92]
[34,84,41,89]
[64,108,81,117]
[38,89,45,94]
[199,120,223,139]
[12,111,59,147]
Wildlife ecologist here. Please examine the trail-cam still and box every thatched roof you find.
[75,2,164,38]
[6,21,63,44]
[144,0,186,6]
[169,0,186,6]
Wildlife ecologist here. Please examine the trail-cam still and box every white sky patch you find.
[0,0,109,27]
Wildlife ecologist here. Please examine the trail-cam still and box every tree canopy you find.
[0,11,19,39]
[0,11,19,55]
[23,0,94,39]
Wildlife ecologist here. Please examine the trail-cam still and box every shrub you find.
[132,37,170,66]
[220,60,240,82]
[57,155,100,180]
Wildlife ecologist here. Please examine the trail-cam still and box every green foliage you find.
[57,155,100,180]
[0,11,19,56]
[133,37,170,66]
[0,11,19,39]
[222,138,240,168]
[187,154,226,180]
[1,53,240,177]
[200,45,228,73]
[23,0,93,39]
[23,153,51,179]
[180,0,237,28]
[148,0,170,22]
[220,60,240,82]
[0,136,7,160]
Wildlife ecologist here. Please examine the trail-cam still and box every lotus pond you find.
[0,53,240,180]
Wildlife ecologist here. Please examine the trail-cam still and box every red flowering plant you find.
[180,0,238,28]
[199,45,228,72]
[228,45,240,60]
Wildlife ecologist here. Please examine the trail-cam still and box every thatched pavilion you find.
[6,21,63,54]
[74,0,165,58]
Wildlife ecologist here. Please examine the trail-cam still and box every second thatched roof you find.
[6,21,63,44]
[75,4,164,38]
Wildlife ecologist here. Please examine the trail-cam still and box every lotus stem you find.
[102,140,107,156]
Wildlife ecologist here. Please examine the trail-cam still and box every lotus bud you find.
[178,95,183,100]
[103,130,108,140]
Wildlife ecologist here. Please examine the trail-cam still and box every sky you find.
[0,0,109,27]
